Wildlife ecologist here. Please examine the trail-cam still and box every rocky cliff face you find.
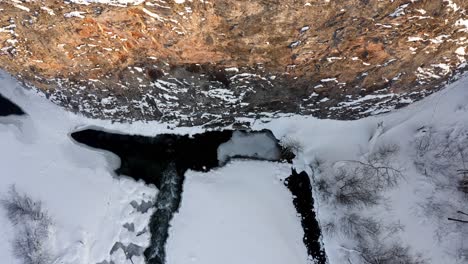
[1,0,467,126]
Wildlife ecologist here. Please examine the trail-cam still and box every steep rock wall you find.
[0,0,467,125]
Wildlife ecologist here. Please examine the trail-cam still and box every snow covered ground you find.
[0,73,160,264]
[0,69,467,264]
[253,74,468,263]
[166,161,308,264]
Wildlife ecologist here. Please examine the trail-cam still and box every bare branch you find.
[448,218,468,224]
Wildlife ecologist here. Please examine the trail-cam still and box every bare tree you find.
[279,135,304,161]
[333,167,383,208]
[13,222,52,264]
[354,241,426,264]
[339,213,383,243]
[1,185,53,264]
[311,143,426,264]
[1,186,50,225]
[343,143,403,190]
[458,170,468,193]
[335,213,423,264]
[315,144,402,208]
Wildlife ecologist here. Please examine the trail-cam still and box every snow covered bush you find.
[12,221,52,264]
[1,186,53,264]
[316,143,402,208]
[413,126,468,259]
[323,212,426,264]
[328,213,426,264]
[325,213,426,264]
[337,214,426,264]
[414,126,468,205]
[414,126,468,193]
[460,170,468,193]
[353,241,426,264]
[279,135,303,159]
[337,213,385,242]
[2,186,50,225]
[330,167,383,208]
[312,143,426,263]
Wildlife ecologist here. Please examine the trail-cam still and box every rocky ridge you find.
[0,0,467,126]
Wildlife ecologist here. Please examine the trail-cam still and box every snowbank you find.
[0,72,157,264]
[166,161,308,264]
[217,130,281,164]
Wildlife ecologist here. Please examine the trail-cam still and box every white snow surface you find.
[0,73,160,264]
[217,131,281,164]
[252,74,468,264]
[166,161,308,264]
[0,69,468,264]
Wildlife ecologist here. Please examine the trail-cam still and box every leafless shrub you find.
[414,128,468,207]
[321,221,337,237]
[412,127,468,262]
[354,242,427,264]
[13,222,52,264]
[339,213,382,242]
[315,177,333,201]
[333,168,383,208]
[313,143,423,264]
[418,193,467,242]
[337,213,402,241]
[1,185,53,264]
[1,186,50,225]
[346,143,403,189]
[418,198,448,220]
[310,156,324,170]
[317,144,402,208]
[414,128,468,185]
[455,244,468,262]
[335,214,423,264]
[458,170,468,193]
[369,143,400,163]
[336,214,423,264]
[308,157,325,185]
[316,167,381,208]
[279,136,304,156]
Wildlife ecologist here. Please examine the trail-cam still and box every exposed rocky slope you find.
[0,0,467,125]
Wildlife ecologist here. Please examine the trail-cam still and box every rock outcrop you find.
[0,0,467,125]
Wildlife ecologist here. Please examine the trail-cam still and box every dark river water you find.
[70,128,327,264]
[0,93,24,116]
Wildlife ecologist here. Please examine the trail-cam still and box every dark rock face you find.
[0,93,25,116]
[71,128,328,263]
[1,0,466,125]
